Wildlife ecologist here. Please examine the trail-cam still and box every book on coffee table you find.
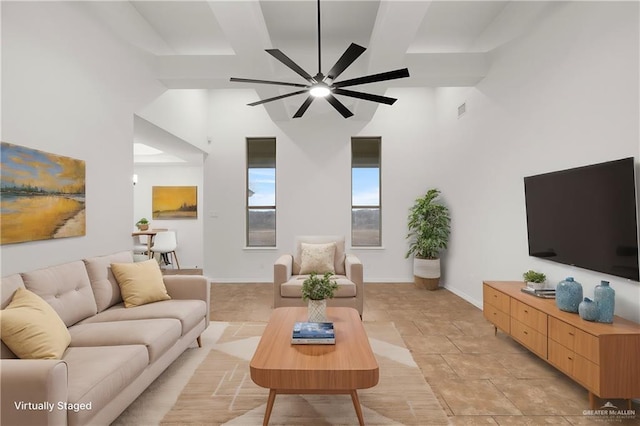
[291,322,336,344]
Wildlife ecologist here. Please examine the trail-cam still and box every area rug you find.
[114,321,449,425]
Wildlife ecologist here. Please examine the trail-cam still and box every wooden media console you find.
[483,281,640,408]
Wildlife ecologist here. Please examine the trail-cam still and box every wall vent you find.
[457,102,466,118]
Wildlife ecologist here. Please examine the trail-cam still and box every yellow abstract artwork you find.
[1,142,86,244]
[152,186,197,219]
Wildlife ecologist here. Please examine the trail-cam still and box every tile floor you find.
[210,282,639,425]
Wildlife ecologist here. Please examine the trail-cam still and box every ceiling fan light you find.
[310,84,330,97]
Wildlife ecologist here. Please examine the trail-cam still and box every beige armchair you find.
[273,236,364,316]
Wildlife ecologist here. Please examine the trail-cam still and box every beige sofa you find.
[0,251,210,426]
[273,236,364,316]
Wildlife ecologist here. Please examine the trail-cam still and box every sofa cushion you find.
[21,260,97,326]
[0,288,71,359]
[64,345,148,426]
[1,274,25,359]
[281,275,356,298]
[68,319,181,363]
[110,260,170,308]
[83,251,132,312]
[293,236,346,275]
[299,242,336,274]
[1,274,25,309]
[78,299,207,336]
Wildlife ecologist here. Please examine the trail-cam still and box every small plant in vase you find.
[523,270,546,290]
[136,218,149,231]
[302,272,338,322]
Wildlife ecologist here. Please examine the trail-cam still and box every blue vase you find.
[594,280,615,323]
[556,277,583,313]
[578,297,599,321]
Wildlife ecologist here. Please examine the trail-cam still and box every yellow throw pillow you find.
[0,288,71,359]
[111,260,171,308]
[300,242,336,274]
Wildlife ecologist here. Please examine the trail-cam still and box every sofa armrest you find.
[1,359,68,426]
[274,255,293,285]
[163,275,211,325]
[345,254,363,285]
[345,254,364,316]
[274,255,293,308]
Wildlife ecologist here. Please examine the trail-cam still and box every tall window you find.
[247,138,276,247]
[351,137,381,246]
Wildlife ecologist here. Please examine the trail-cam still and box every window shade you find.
[247,138,276,168]
[352,138,380,168]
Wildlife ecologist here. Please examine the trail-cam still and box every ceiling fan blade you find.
[325,94,353,118]
[293,96,315,118]
[247,90,308,106]
[333,68,410,88]
[325,43,366,82]
[333,88,397,105]
[266,49,315,83]
[230,77,308,88]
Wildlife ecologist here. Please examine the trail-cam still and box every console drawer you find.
[548,339,574,375]
[483,285,510,313]
[511,299,547,334]
[575,329,599,364]
[511,318,547,358]
[484,303,510,333]
[574,354,600,393]
[548,339,600,393]
[549,317,576,350]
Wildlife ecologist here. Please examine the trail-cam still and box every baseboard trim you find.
[162,269,203,275]
[443,284,483,310]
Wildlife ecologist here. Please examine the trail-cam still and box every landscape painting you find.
[1,142,86,244]
[152,186,197,219]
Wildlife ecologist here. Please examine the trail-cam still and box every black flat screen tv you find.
[524,157,639,281]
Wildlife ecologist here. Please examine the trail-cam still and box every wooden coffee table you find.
[250,307,379,426]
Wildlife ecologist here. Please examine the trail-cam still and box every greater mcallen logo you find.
[583,401,636,421]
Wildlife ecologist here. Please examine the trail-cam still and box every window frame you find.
[351,137,382,247]
[246,137,276,247]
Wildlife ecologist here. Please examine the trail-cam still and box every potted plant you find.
[302,272,339,322]
[405,189,451,290]
[136,218,149,231]
[523,270,546,290]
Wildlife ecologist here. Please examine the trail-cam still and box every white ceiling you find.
[87,0,556,125]
[133,115,206,165]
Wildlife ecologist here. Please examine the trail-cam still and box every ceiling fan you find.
[229,0,410,118]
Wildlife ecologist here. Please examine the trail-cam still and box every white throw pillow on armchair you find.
[299,242,336,274]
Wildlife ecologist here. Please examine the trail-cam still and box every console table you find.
[483,281,640,408]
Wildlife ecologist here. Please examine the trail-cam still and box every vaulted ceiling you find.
[87,1,557,121]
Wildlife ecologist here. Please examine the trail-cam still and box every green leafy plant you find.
[301,272,339,301]
[405,189,451,259]
[523,270,546,283]
[136,218,149,226]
